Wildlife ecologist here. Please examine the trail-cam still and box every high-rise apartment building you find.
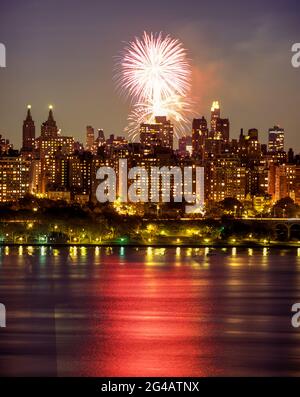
[0,157,30,202]
[140,116,173,150]
[268,126,284,152]
[86,125,95,152]
[205,156,246,202]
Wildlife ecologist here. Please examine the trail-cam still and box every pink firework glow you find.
[115,31,193,139]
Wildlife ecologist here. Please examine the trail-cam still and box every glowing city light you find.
[211,101,219,111]
[116,31,192,139]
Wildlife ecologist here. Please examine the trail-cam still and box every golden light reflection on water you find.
[146,247,154,266]
[80,246,87,257]
[95,246,100,257]
[27,246,34,255]
[155,248,166,256]
[105,247,113,255]
[146,247,153,256]
[191,260,201,269]
[228,258,242,267]
[70,246,78,258]
[0,245,298,269]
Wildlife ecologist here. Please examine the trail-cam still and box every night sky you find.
[0,0,300,150]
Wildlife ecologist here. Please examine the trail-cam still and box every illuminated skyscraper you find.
[69,152,93,199]
[140,116,173,150]
[34,107,74,194]
[140,123,160,148]
[205,156,246,202]
[22,105,35,151]
[0,157,30,202]
[86,125,95,152]
[156,116,173,150]
[268,125,284,152]
[246,128,260,158]
[210,101,220,136]
[268,163,295,202]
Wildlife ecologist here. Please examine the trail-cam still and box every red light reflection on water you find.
[68,255,220,377]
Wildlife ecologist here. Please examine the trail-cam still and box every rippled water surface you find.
[1,246,300,376]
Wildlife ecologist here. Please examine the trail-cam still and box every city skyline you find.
[0,102,293,151]
[1,98,298,215]
[0,0,300,149]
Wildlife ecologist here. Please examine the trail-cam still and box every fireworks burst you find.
[115,31,193,139]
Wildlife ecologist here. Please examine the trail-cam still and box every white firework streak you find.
[125,95,194,141]
[115,31,193,139]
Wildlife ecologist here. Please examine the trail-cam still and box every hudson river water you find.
[1,245,300,376]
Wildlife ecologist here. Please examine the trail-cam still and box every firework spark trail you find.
[126,95,194,140]
[115,31,193,139]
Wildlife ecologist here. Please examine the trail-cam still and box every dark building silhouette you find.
[41,106,58,138]
[192,116,208,159]
[178,135,192,156]
[216,118,230,142]
[96,129,105,147]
